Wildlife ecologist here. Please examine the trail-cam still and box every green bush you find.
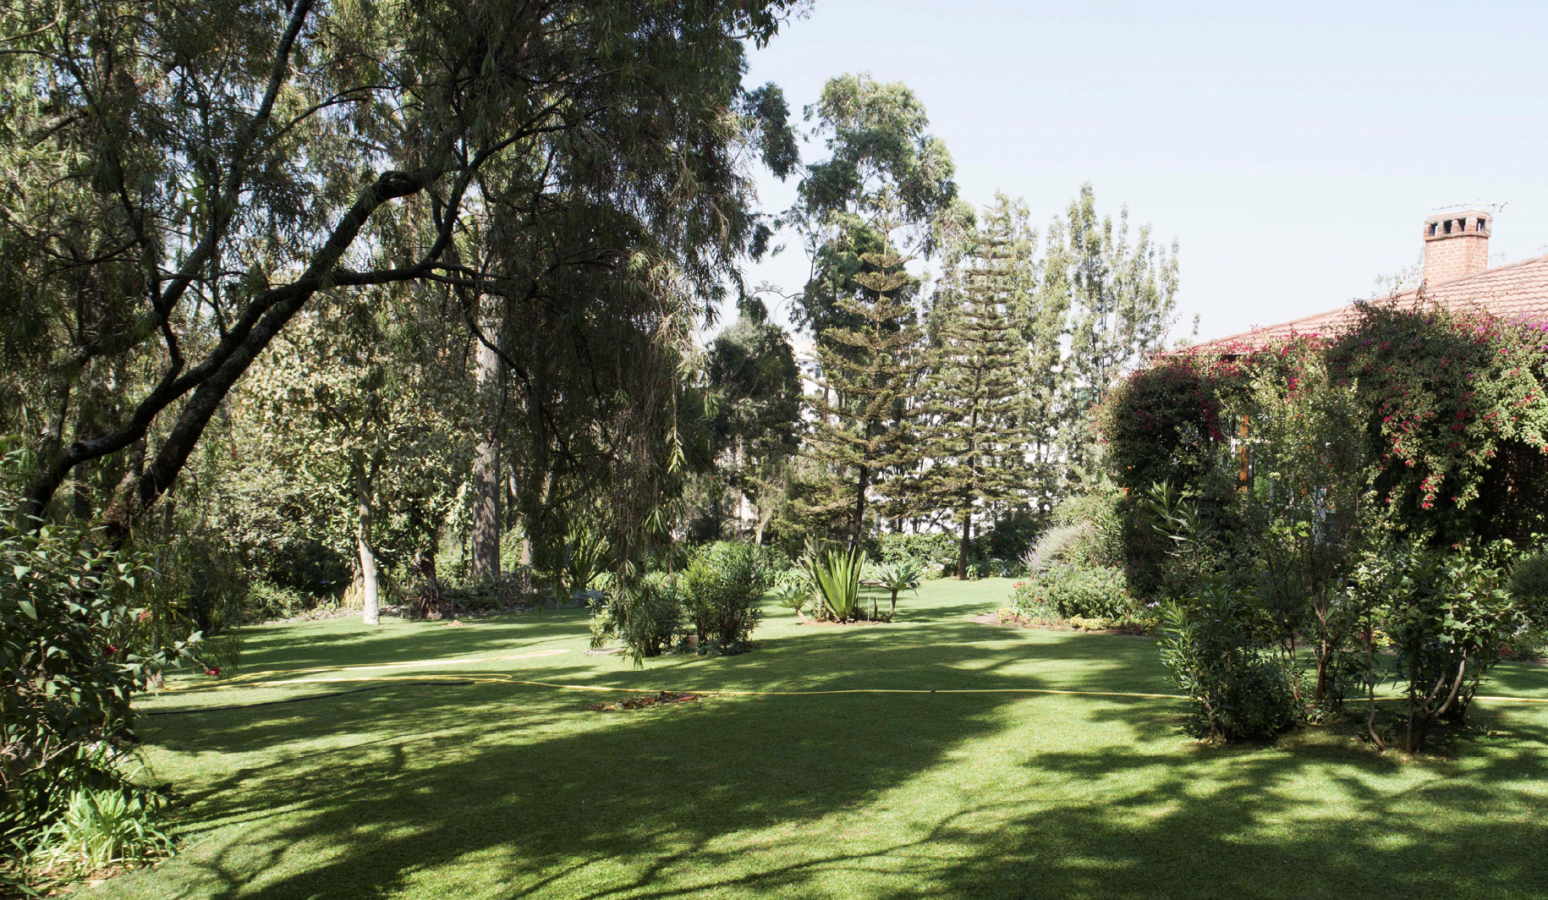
[1048,494,1126,569]
[1,512,195,880]
[27,781,173,883]
[1159,592,1300,742]
[1026,524,1090,573]
[1511,552,1548,616]
[1008,580,1059,624]
[1024,564,1132,620]
[873,533,956,578]
[247,580,313,621]
[683,542,770,654]
[1356,543,1531,752]
[588,572,685,659]
[980,511,1041,563]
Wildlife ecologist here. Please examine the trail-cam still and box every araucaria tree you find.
[801,226,929,545]
[927,195,1036,578]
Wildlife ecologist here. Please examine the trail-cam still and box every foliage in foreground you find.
[1351,543,1532,754]
[0,510,192,889]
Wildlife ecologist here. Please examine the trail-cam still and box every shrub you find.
[1159,591,1300,742]
[27,781,173,883]
[589,572,684,658]
[1025,524,1090,574]
[682,542,770,654]
[873,533,956,578]
[1008,580,1059,624]
[246,580,313,621]
[1050,494,1126,568]
[1356,543,1530,753]
[1025,564,1132,620]
[980,511,1041,563]
[1,512,195,883]
[1511,552,1548,615]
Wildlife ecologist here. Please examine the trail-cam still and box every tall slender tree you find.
[926,194,1036,577]
[786,73,960,339]
[799,216,929,546]
[1042,183,1180,472]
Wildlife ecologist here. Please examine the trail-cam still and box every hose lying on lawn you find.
[147,646,1548,711]
[144,681,478,715]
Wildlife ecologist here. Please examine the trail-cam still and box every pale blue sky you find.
[740,0,1548,342]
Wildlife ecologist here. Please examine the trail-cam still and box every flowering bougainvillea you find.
[1327,301,1548,542]
[1103,300,1548,574]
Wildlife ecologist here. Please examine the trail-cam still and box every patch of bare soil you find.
[970,612,1155,639]
[588,691,700,712]
[798,618,889,627]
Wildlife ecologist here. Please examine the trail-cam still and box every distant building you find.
[1194,208,1548,351]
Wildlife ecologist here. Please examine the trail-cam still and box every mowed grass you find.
[82,578,1548,900]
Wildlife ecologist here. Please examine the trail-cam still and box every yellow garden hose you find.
[147,646,1548,710]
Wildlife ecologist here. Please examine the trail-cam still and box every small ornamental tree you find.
[1099,347,1252,598]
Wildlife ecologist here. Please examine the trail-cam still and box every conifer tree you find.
[799,217,929,546]
[926,195,1037,578]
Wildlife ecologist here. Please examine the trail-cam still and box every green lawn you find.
[84,578,1548,899]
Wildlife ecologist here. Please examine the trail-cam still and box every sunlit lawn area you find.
[84,578,1548,899]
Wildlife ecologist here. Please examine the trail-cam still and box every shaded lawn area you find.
[83,578,1548,899]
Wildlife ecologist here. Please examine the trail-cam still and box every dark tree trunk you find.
[956,512,973,580]
[852,464,870,549]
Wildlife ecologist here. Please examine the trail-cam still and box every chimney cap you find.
[1424,208,1492,240]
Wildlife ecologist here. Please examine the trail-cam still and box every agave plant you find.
[560,520,612,599]
[869,560,923,619]
[808,547,865,622]
[769,580,812,623]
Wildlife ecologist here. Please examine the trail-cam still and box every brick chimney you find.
[1423,208,1491,285]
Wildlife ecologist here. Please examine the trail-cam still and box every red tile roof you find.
[1191,253,1548,352]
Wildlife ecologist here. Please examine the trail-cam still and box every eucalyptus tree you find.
[0,0,801,549]
[786,73,959,338]
[926,194,1038,577]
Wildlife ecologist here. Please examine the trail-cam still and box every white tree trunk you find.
[355,455,380,626]
[470,309,505,581]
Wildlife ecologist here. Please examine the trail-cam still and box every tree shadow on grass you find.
[845,697,1548,900]
[229,609,592,673]
[143,619,1178,759]
[113,604,1548,899]
[121,681,1031,899]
